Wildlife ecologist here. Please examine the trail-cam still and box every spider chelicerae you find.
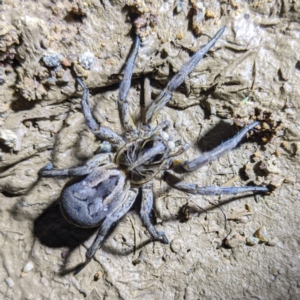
[39,26,268,273]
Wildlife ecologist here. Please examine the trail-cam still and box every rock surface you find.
[0,1,299,299]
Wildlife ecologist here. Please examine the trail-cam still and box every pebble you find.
[42,53,62,68]
[94,271,103,281]
[246,236,260,246]
[4,277,14,288]
[61,70,71,83]
[254,226,270,242]
[21,261,34,276]
[266,237,278,247]
[61,57,71,67]
[170,239,182,253]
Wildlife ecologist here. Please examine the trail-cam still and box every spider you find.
[39,26,268,273]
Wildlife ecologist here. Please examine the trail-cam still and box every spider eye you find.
[153,154,164,162]
[143,140,154,150]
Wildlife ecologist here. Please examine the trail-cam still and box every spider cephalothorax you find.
[116,135,171,184]
[39,26,269,274]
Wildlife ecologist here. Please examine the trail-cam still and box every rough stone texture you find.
[0,0,299,299]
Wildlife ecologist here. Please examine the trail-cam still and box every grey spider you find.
[39,26,268,273]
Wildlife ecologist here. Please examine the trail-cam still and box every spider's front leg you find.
[141,181,169,244]
[145,26,225,125]
[176,121,262,173]
[74,187,139,275]
[118,35,140,141]
[76,78,125,148]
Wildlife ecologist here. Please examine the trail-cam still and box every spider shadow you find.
[34,184,265,276]
[34,199,155,275]
[195,120,257,153]
[34,201,97,274]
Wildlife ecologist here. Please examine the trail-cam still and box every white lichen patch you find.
[0,129,17,149]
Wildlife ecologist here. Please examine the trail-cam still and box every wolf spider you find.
[39,26,268,273]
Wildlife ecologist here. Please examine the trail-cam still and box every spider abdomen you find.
[60,167,127,228]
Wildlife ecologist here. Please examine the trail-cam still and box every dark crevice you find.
[64,12,86,23]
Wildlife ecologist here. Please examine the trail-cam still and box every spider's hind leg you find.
[165,171,269,195]
[74,187,139,275]
[141,181,169,244]
[165,121,269,196]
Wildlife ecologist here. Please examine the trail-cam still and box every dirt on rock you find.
[0,1,300,299]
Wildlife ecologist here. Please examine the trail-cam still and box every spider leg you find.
[74,187,138,275]
[118,35,140,140]
[39,153,112,177]
[76,78,125,148]
[140,181,169,244]
[145,26,225,125]
[165,121,269,195]
[175,121,261,173]
[165,171,269,195]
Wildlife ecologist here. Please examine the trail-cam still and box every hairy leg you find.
[74,187,138,274]
[76,78,125,148]
[140,181,169,244]
[39,153,112,177]
[145,26,225,125]
[165,171,269,195]
[118,35,140,140]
